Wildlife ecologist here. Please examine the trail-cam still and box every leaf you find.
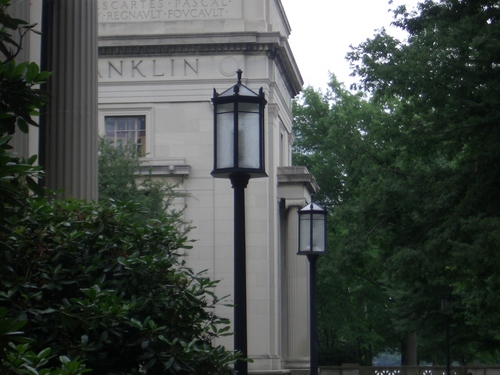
[20,364,39,375]
[37,347,51,358]
[25,62,39,83]
[129,318,142,329]
[16,117,29,133]
[163,357,175,370]
[59,356,70,364]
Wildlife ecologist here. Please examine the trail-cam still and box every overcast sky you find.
[282,0,421,91]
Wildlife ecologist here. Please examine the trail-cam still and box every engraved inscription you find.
[98,0,236,22]
[98,58,200,80]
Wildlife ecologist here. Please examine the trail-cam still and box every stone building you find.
[10,1,318,373]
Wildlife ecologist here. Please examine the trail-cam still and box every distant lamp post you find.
[297,200,327,375]
[441,296,453,375]
[211,69,267,375]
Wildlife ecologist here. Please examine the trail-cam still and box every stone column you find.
[8,1,30,158]
[278,166,319,370]
[285,200,310,368]
[39,0,98,201]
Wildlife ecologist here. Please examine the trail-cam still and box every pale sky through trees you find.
[283,0,421,92]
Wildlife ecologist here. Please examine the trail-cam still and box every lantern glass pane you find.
[238,102,260,169]
[217,103,233,114]
[239,102,259,113]
[299,214,311,252]
[312,213,326,252]
[216,110,234,169]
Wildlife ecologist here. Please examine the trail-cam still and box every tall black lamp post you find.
[441,296,453,375]
[211,69,267,375]
[297,201,327,375]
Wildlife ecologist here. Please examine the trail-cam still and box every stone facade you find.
[98,1,317,372]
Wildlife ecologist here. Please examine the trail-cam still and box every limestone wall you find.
[97,0,307,371]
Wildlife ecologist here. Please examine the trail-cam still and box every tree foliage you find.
[0,0,48,231]
[294,0,500,364]
[98,137,187,227]
[294,79,400,365]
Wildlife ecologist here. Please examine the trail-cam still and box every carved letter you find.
[153,60,165,76]
[184,59,198,75]
[108,61,123,77]
[132,60,146,77]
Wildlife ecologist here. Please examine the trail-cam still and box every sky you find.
[282,0,421,91]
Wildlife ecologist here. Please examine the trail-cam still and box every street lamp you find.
[297,201,327,375]
[211,69,267,375]
[441,296,453,375]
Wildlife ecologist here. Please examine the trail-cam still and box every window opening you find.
[105,115,146,157]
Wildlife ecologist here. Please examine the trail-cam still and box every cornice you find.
[277,166,319,194]
[274,0,292,36]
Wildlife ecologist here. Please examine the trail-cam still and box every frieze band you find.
[98,41,302,96]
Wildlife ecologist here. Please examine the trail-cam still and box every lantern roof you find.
[217,69,262,98]
[300,202,326,213]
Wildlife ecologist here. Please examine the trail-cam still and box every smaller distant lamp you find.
[298,201,327,256]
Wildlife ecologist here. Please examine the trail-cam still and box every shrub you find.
[0,197,236,374]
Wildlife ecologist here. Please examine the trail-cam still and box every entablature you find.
[98,32,303,97]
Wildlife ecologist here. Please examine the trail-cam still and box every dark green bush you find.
[0,197,236,374]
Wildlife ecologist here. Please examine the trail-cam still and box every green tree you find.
[98,137,186,226]
[293,0,500,364]
[346,0,500,363]
[294,78,400,365]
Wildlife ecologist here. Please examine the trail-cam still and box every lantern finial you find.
[237,69,243,84]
